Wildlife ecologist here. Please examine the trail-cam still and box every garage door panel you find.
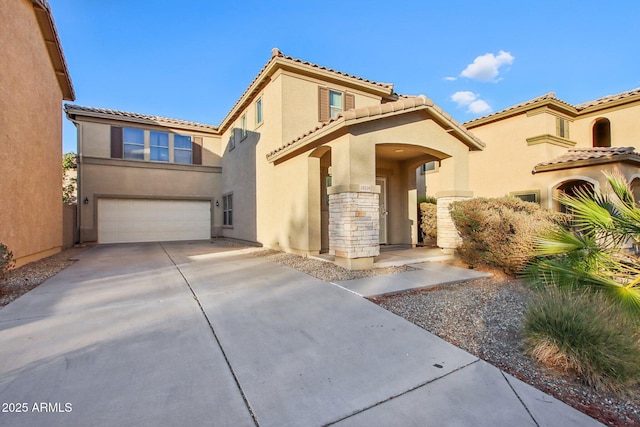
[98,199,211,244]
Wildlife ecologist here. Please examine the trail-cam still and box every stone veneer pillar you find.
[328,189,379,270]
[436,191,473,252]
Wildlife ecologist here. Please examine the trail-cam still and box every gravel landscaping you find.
[2,246,638,426]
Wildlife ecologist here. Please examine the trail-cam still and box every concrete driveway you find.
[0,242,601,426]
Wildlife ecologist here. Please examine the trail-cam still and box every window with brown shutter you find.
[345,93,355,111]
[318,86,330,122]
[192,136,203,165]
[110,126,123,158]
[318,86,355,122]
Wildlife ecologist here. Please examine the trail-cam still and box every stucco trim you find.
[327,184,381,195]
[82,156,222,173]
[435,190,474,198]
[526,134,577,148]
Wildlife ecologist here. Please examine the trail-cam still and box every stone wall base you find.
[329,191,380,259]
[436,193,472,250]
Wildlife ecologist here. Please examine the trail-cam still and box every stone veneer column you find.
[436,191,473,252]
[328,189,379,270]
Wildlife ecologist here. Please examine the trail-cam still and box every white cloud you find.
[451,91,492,115]
[444,76,457,81]
[467,99,492,114]
[451,91,478,106]
[460,50,514,82]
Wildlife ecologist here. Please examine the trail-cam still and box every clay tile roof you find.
[267,95,483,160]
[533,147,640,172]
[575,87,640,110]
[64,105,218,131]
[464,92,578,128]
[219,48,395,131]
[271,48,394,91]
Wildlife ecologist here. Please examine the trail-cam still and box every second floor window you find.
[256,98,263,125]
[123,128,144,160]
[150,131,169,162]
[174,135,192,164]
[329,90,343,119]
[318,87,355,122]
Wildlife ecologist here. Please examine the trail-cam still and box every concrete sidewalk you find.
[0,242,602,426]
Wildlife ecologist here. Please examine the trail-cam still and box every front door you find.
[376,177,388,244]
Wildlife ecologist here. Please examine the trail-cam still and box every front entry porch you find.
[311,244,453,268]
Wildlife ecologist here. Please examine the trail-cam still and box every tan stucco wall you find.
[0,0,64,266]
[79,162,220,242]
[570,103,640,149]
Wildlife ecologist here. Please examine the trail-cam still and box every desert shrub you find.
[420,202,438,241]
[524,288,640,393]
[0,243,15,281]
[450,197,566,275]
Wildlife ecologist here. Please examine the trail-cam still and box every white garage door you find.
[98,199,211,244]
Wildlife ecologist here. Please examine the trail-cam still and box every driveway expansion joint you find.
[324,358,481,426]
[160,243,260,427]
[501,370,540,427]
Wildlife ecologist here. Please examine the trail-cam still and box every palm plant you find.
[526,171,640,315]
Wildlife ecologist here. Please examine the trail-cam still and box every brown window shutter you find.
[192,136,203,165]
[318,86,329,122]
[110,126,123,158]
[345,93,355,111]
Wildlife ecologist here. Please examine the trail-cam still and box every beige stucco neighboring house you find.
[67,48,483,269]
[425,89,640,209]
[1,0,75,267]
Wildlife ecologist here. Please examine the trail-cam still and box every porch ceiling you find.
[375,144,439,162]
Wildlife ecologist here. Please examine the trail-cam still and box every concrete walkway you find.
[0,242,602,426]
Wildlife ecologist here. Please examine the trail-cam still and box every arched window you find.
[592,118,611,147]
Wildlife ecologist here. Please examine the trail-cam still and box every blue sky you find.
[50,0,640,153]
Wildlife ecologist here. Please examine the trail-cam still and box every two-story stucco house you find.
[425,89,640,209]
[66,48,484,269]
[66,48,640,270]
[1,0,75,267]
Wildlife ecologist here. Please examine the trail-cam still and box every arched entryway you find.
[553,178,596,213]
[374,143,446,247]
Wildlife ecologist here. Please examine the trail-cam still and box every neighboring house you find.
[66,48,640,270]
[0,0,75,267]
[66,48,483,269]
[425,90,640,210]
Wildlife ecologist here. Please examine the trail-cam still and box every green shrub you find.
[417,195,437,205]
[420,202,438,241]
[524,288,640,393]
[0,243,15,281]
[450,197,565,275]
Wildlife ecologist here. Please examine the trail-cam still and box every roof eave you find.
[267,104,485,163]
[533,154,640,174]
[65,105,219,133]
[32,0,75,101]
[465,98,577,129]
[577,93,640,114]
[218,54,395,133]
